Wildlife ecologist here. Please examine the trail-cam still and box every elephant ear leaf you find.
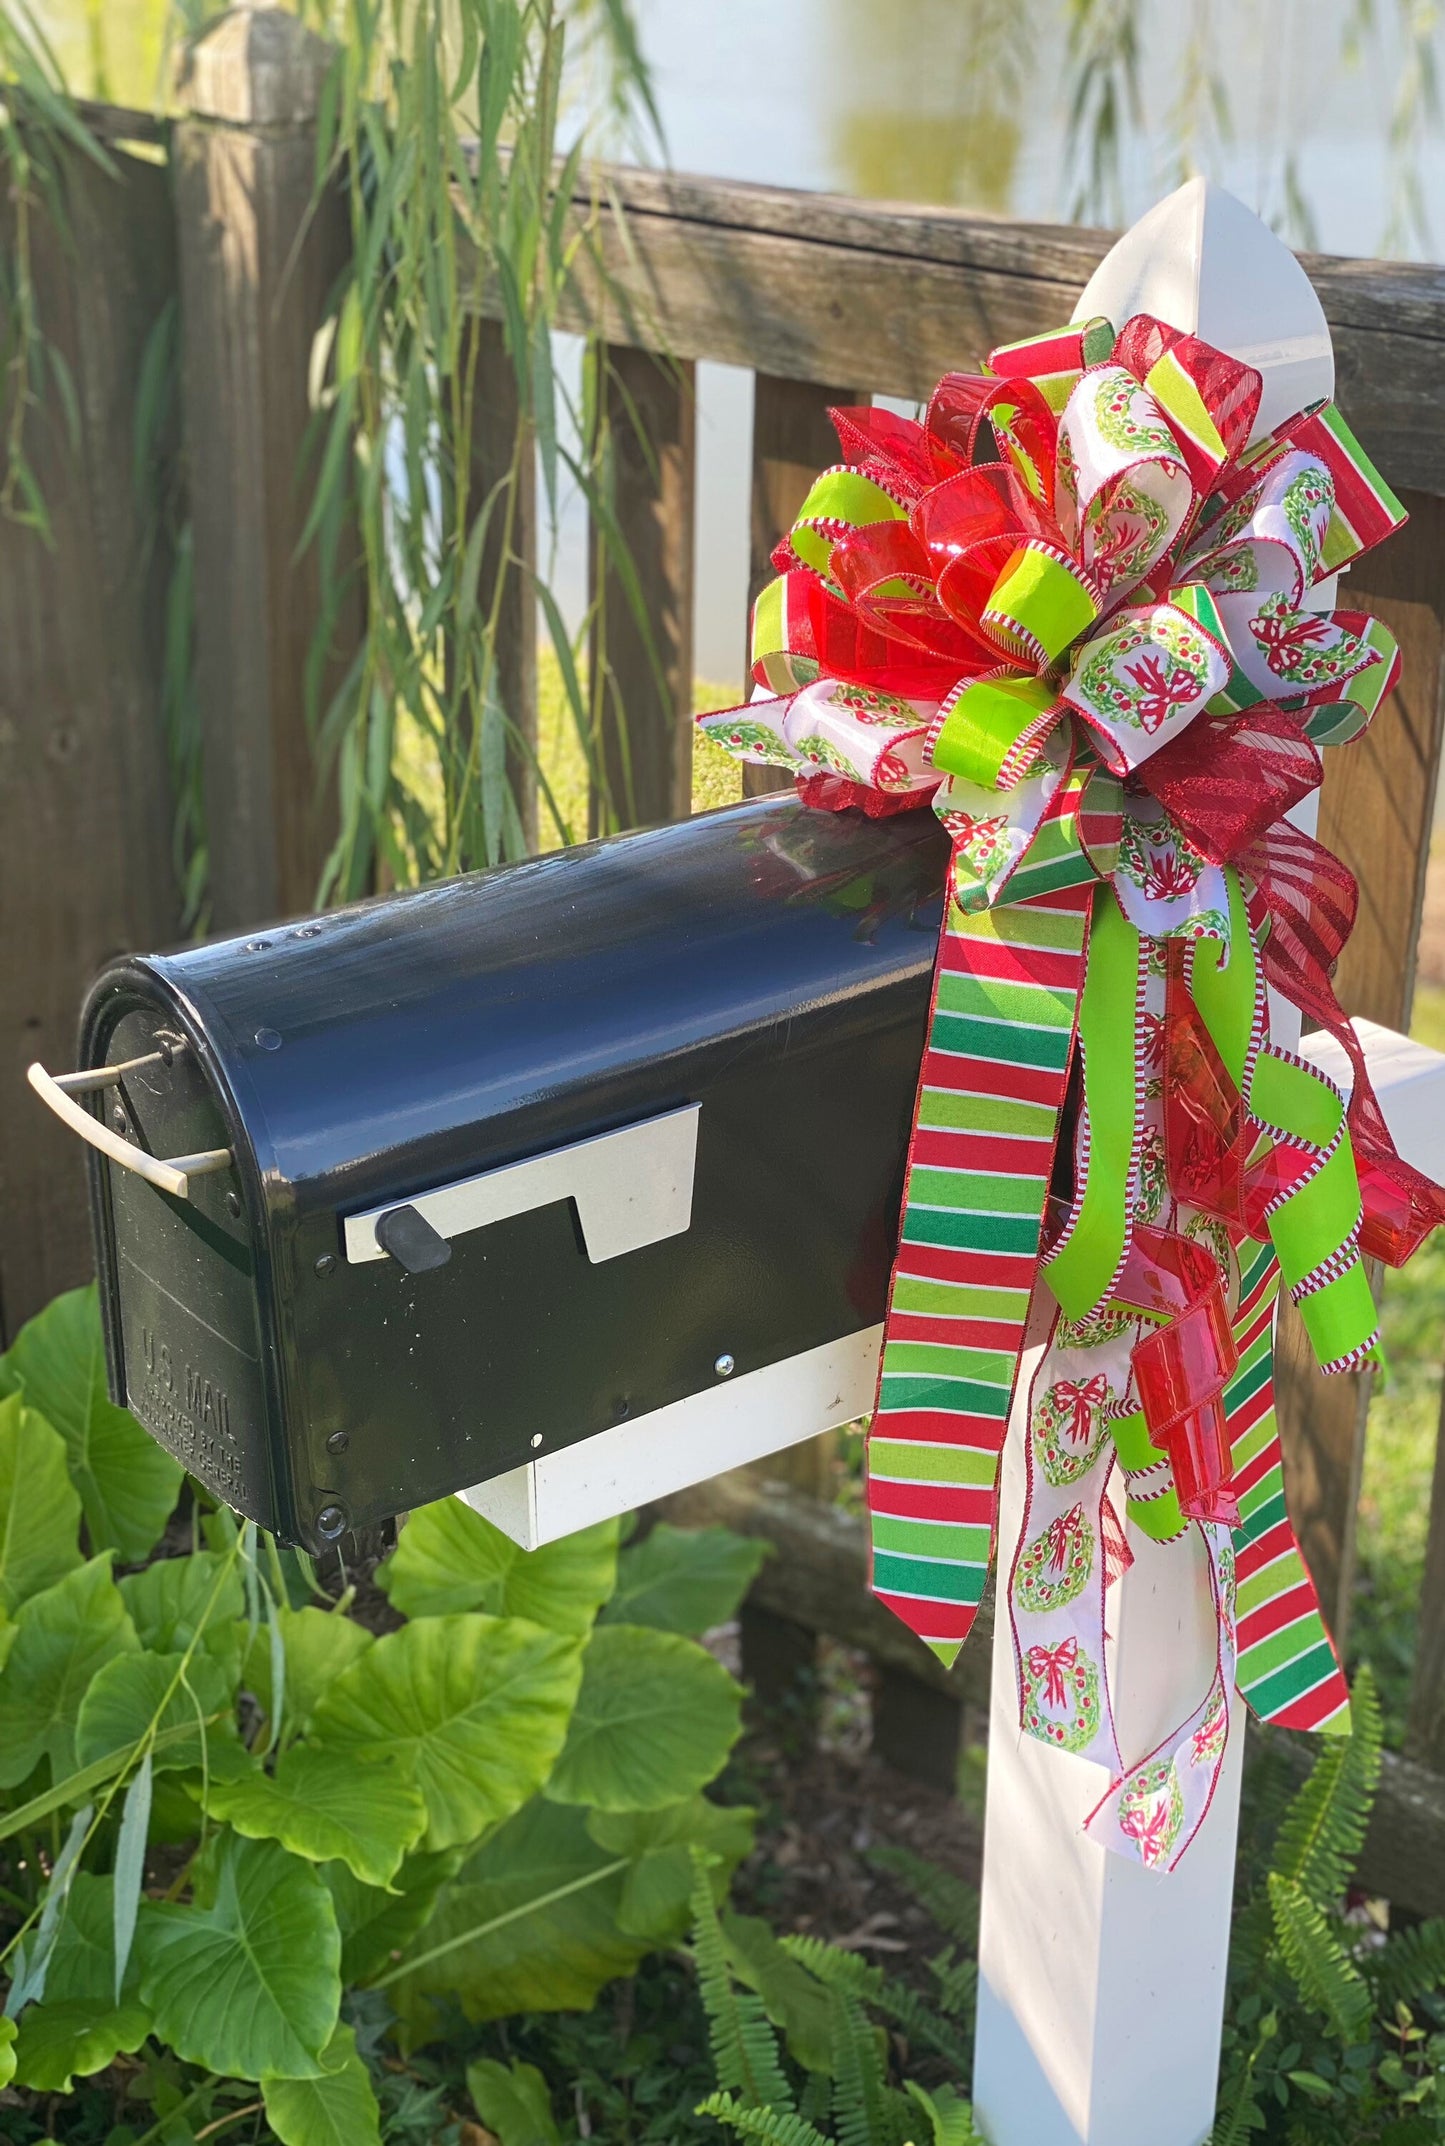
[544,1624,742,1812]
[9,1873,151,2095]
[263,2024,383,2146]
[0,1395,83,1615]
[466,2056,563,2145]
[0,1556,139,1789]
[379,1497,618,1634]
[0,1285,182,1561]
[601,1524,767,1637]
[205,1744,426,1888]
[137,1834,341,2082]
[309,1613,583,1850]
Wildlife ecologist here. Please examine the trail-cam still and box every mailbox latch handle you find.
[28,1058,233,1202]
[345,1102,700,1270]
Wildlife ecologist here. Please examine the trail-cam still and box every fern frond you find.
[827,1984,890,2146]
[780,1934,879,1996]
[928,1944,980,2025]
[1270,1666,1381,1907]
[1209,2010,1273,2146]
[1268,1873,1371,2041]
[799,2071,832,2126]
[869,1844,980,1948]
[694,2092,831,2145]
[904,2081,984,2146]
[690,1848,794,2111]
[1362,1915,1445,2008]
[780,1933,973,2073]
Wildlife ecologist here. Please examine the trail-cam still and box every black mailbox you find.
[33,797,946,1551]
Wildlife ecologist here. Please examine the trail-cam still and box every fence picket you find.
[587,343,696,834]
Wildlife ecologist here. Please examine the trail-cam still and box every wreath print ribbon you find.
[699,309,1445,1869]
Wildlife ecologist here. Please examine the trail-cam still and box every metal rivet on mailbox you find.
[715,1353,735,1379]
[326,1430,349,1456]
[255,1028,282,1051]
[315,1502,348,1539]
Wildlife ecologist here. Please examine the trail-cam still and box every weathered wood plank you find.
[656,1469,992,1707]
[658,1474,1445,1911]
[466,163,1445,497]
[1273,493,1445,1644]
[455,317,538,853]
[0,141,181,1339]
[588,344,696,834]
[173,6,357,930]
[741,375,855,801]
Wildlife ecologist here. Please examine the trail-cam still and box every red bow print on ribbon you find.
[1026,1637,1081,1712]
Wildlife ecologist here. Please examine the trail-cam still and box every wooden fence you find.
[3,6,1444,1906]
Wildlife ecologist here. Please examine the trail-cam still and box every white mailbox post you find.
[463,177,1445,2146]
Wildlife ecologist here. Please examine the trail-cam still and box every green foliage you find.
[309,1610,584,1848]
[299,0,664,895]
[0,1284,752,2137]
[468,2054,565,2144]
[379,1495,618,1630]
[546,1621,744,1811]
[138,1832,343,2080]
[0,1396,83,1613]
[1213,1667,1445,2142]
[601,1521,769,1636]
[0,1555,138,1787]
[1,1285,183,1560]
[262,2023,384,2146]
[203,1742,427,1886]
[689,1854,983,2144]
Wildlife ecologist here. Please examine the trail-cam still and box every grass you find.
[535,659,743,848]
[392,654,742,867]
[1349,977,1445,1747]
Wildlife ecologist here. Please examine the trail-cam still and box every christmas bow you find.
[702,309,1445,1869]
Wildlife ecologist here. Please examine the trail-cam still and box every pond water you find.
[32,0,1445,676]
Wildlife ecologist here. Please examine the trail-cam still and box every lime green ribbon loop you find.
[1042,886,1138,1319]
[1189,873,1379,1372]
[931,675,1060,789]
[788,468,904,575]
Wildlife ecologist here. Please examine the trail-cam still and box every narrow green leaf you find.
[113,1750,152,2002]
[6,1800,91,2013]
[544,1624,742,1813]
[0,1711,220,1841]
[0,2015,15,2089]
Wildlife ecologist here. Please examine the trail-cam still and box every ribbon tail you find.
[1228,1244,1352,1735]
[866,883,1094,1666]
